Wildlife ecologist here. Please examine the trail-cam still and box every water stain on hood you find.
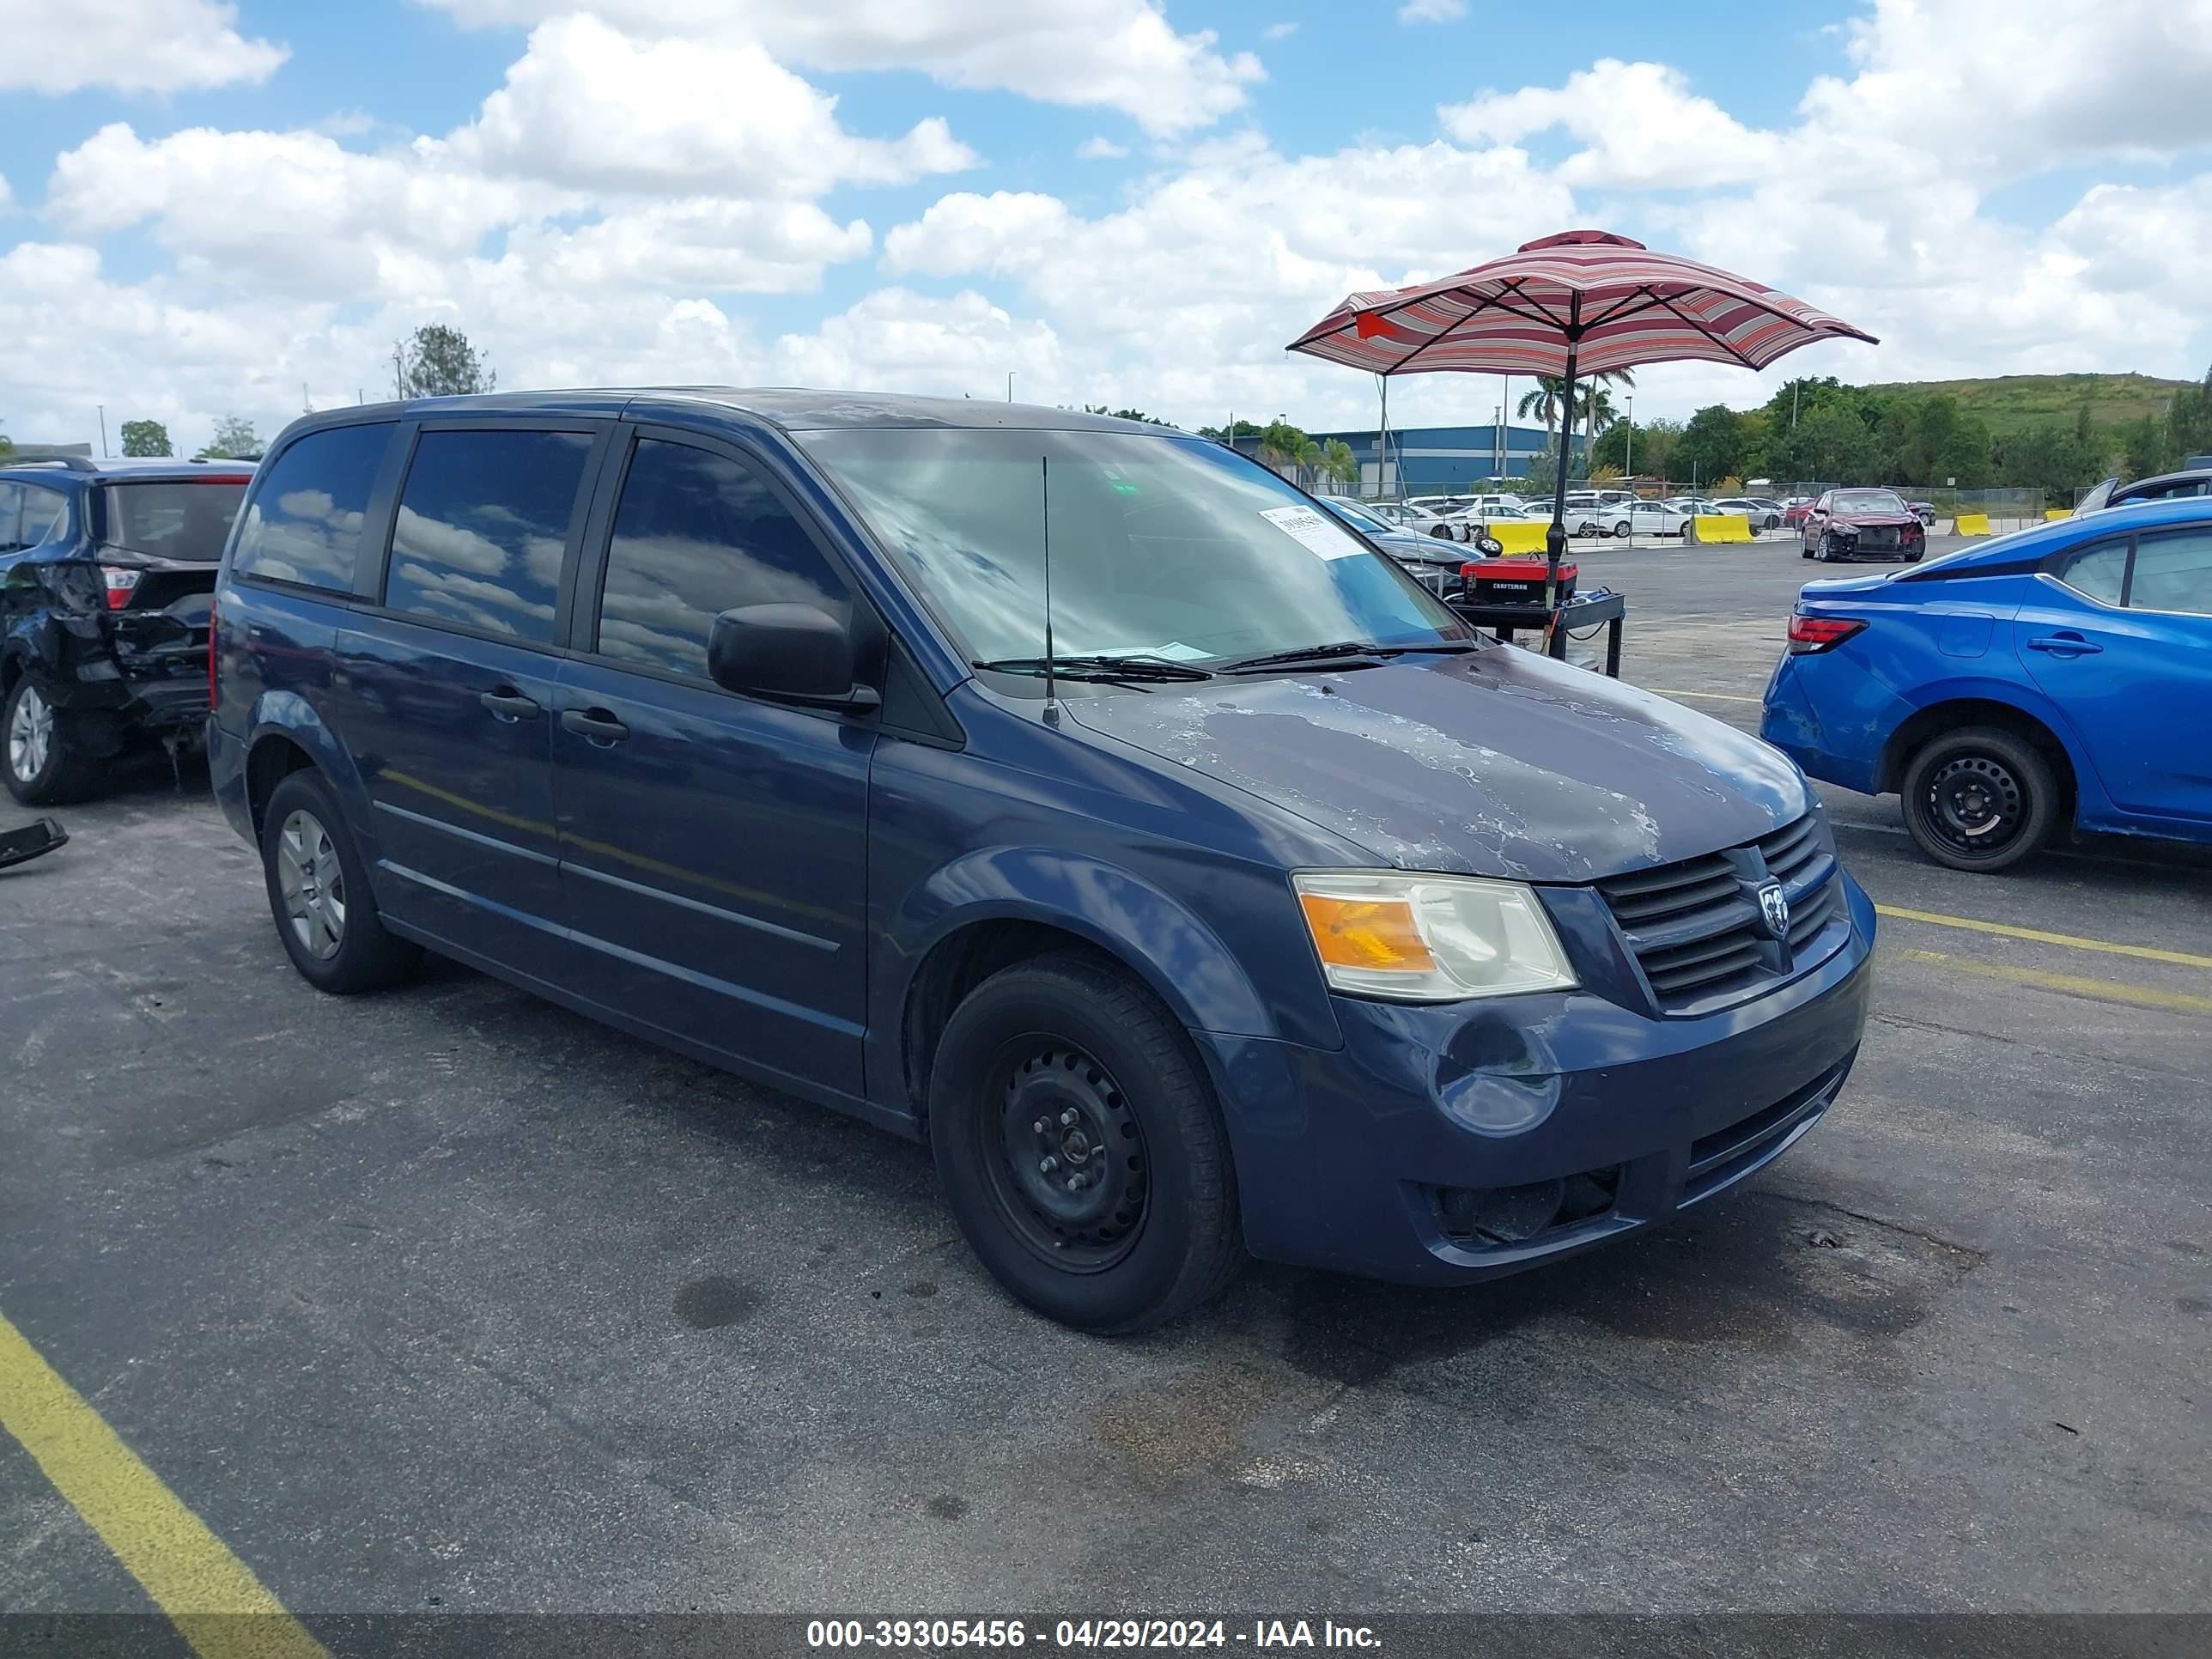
[1067,646,1808,883]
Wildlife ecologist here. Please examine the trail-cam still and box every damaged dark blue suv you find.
[3,456,252,803]
[210,391,1874,1333]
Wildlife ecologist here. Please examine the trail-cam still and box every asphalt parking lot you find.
[3,532,2208,1629]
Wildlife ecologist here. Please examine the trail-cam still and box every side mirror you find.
[707,603,880,711]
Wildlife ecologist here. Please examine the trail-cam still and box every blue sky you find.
[4,0,2209,453]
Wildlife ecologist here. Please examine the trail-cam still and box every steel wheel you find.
[8,684,52,783]
[1919,754,2027,858]
[276,808,347,961]
[982,1039,1150,1273]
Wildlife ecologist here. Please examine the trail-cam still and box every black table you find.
[1447,587,1626,677]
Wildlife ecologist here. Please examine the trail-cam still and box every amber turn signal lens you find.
[1297,893,1437,973]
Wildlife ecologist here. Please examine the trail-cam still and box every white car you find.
[1711,496,1782,530]
[1628,501,1692,536]
[1565,502,1633,538]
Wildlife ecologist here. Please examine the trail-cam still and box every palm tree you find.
[1577,369,1634,474]
[1516,377,1567,445]
[1320,438,1358,490]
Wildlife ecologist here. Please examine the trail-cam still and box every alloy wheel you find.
[276,808,348,961]
[9,685,53,783]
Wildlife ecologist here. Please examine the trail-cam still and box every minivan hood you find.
[1066,648,1808,883]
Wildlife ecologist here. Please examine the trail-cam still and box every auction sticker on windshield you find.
[1260,504,1366,560]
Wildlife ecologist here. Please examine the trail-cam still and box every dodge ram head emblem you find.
[1759,881,1790,939]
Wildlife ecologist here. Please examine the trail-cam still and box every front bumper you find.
[1201,874,1875,1285]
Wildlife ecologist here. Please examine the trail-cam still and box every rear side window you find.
[592,437,847,679]
[384,429,593,645]
[18,485,67,548]
[2057,540,2129,606]
[2129,530,2212,616]
[233,423,393,591]
[103,481,246,560]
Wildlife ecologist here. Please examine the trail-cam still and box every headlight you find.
[1292,871,1578,1002]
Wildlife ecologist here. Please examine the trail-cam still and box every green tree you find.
[1574,369,1633,475]
[1319,438,1358,489]
[1197,419,1265,441]
[1254,417,1311,477]
[119,419,173,457]
[2166,363,2212,462]
[1994,422,2106,505]
[200,415,263,459]
[1516,377,1568,445]
[1675,404,1746,485]
[2121,413,2177,480]
[397,323,496,398]
[1084,404,1176,427]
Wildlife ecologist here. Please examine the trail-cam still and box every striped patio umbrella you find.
[1287,229,1878,611]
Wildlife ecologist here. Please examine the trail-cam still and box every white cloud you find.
[1077,137,1131,161]
[1261,21,1298,39]
[1398,0,1466,21]
[0,0,287,94]
[768,289,1063,397]
[1443,61,1781,187]
[0,173,12,213]
[417,0,1263,135]
[46,124,556,302]
[454,15,977,198]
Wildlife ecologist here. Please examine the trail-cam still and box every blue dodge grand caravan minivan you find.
[211,391,1874,1332]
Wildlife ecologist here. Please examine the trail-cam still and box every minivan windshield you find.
[800,428,1472,672]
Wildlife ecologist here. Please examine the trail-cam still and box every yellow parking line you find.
[1651,689,1762,703]
[0,1308,326,1659]
[1895,948,2212,1017]
[1876,905,2212,970]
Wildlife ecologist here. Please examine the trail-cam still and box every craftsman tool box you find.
[1458,556,1577,605]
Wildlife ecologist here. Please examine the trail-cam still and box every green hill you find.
[1859,373,2193,436]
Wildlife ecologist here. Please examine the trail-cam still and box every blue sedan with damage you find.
[211,390,1872,1333]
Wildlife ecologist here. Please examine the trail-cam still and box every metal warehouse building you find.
[1236,422,1580,495]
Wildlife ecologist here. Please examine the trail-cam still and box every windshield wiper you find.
[1216,639,1474,673]
[972,653,1215,683]
[1214,641,1385,673]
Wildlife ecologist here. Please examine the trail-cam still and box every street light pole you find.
[1625,396,1634,477]
[1006,372,1015,404]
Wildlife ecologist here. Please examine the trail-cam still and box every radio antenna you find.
[1040,455,1057,717]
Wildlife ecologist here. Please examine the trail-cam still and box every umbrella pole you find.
[1545,334,1580,617]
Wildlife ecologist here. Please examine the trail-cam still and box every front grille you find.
[1684,1057,1850,1200]
[1595,813,1843,1012]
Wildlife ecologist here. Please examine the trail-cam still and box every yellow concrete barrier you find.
[2045,507,2071,521]
[1692,514,1753,544]
[1487,520,1550,555]
[1954,512,1993,537]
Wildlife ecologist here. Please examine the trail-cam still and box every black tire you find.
[1800,538,1814,559]
[259,769,422,993]
[3,677,101,806]
[929,952,1244,1334]
[1609,520,1630,538]
[1899,726,2058,873]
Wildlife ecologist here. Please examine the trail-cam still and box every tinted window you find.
[104,481,246,560]
[233,423,393,591]
[19,485,67,547]
[0,485,17,550]
[384,429,592,644]
[595,438,847,678]
[2057,540,2128,605]
[2129,530,2212,616]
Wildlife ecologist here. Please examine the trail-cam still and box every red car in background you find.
[1799,487,1927,562]
[1783,497,1814,529]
